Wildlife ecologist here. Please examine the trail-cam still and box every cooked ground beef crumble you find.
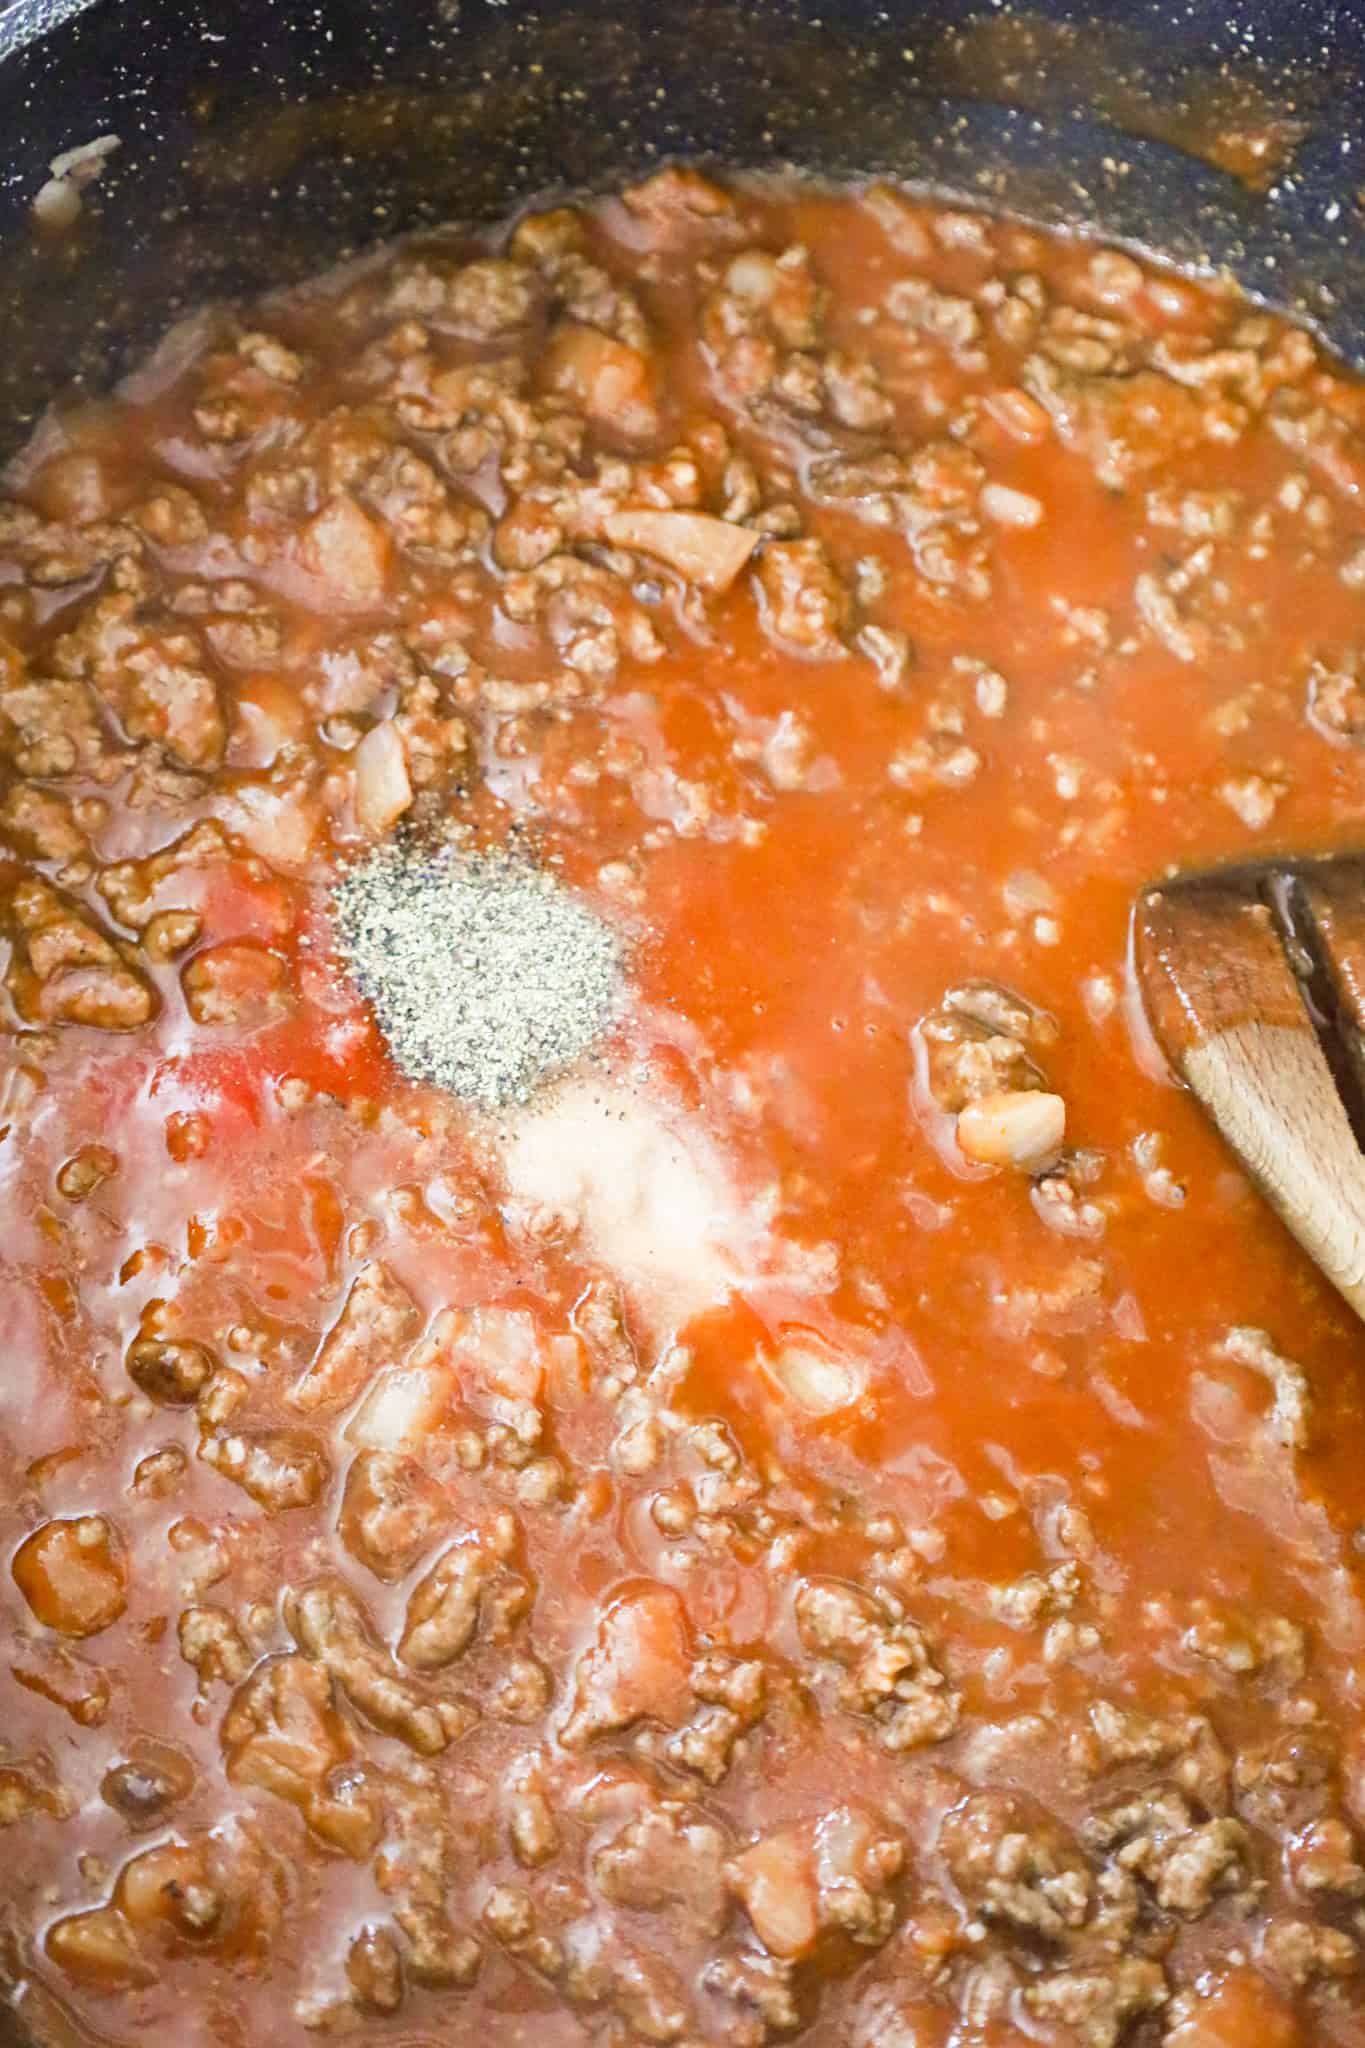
[1,168,1365,2048]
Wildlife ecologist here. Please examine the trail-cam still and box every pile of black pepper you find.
[332,840,625,1109]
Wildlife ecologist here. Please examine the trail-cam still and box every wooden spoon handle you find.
[1135,875,1365,1320]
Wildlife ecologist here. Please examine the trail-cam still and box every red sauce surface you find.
[1,171,1364,2047]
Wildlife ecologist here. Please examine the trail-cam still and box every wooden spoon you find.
[1134,855,1365,1323]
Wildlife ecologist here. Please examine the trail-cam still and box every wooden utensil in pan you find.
[1134,855,1365,1321]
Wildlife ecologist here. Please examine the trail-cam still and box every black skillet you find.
[1,0,1365,2039]
[2,0,1365,473]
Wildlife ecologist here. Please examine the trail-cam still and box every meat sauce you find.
[1,170,1364,2048]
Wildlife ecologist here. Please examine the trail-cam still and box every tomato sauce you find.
[1,169,1364,2047]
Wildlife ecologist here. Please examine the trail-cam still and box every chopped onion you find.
[32,179,82,229]
[602,508,758,591]
[543,323,658,441]
[49,134,122,182]
[32,133,121,229]
[346,1367,453,1451]
[770,1336,863,1415]
[353,720,412,838]
[957,1089,1066,1170]
[980,481,1045,528]
[723,251,780,304]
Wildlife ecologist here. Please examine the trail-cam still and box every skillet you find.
[1,0,1365,2041]
[2,0,1365,476]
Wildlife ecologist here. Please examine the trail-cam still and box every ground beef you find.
[0,784,89,861]
[5,876,156,1030]
[199,1421,330,1512]
[1024,1958,1168,2047]
[594,1805,730,1939]
[51,594,226,769]
[941,1792,1093,1938]
[919,980,1057,1112]
[97,819,231,928]
[399,1543,495,1670]
[286,1580,474,1753]
[753,540,850,657]
[0,672,112,778]
[2,170,1364,2048]
[794,1577,959,1751]
[177,1605,252,1689]
[338,1450,445,1581]
[126,1332,217,1405]
[222,1654,382,1858]
[1086,1793,1250,1916]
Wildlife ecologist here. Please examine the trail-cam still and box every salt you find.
[499,1076,751,1328]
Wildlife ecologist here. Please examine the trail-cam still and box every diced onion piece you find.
[602,508,758,591]
[453,1307,544,1402]
[33,134,121,230]
[770,1336,863,1415]
[49,134,122,183]
[32,179,82,229]
[299,495,391,606]
[543,322,658,441]
[1003,868,1057,918]
[980,481,1045,527]
[591,1590,692,1724]
[981,386,1050,443]
[728,1832,819,1959]
[547,1333,591,1402]
[723,251,780,304]
[957,1089,1066,1170]
[353,720,412,838]
[346,1367,453,1452]
[218,781,320,871]
[560,1586,693,1746]
[233,675,308,763]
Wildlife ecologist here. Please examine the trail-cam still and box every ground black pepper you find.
[332,841,625,1108]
